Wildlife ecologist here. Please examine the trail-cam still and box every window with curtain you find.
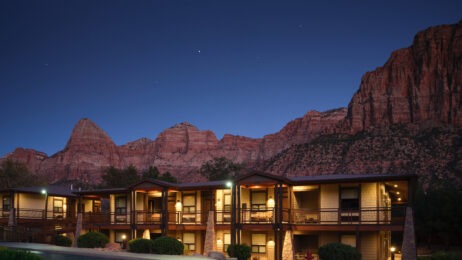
[183,193,196,213]
[53,199,63,213]
[251,190,267,210]
[183,232,196,251]
[251,233,266,253]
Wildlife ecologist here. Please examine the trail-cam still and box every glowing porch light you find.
[41,189,47,195]
[175,200,182,212]
[226,181,232,188]
[267,196,275,208]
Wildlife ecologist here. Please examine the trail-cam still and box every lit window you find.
[251,233,266,253]
[183,194,196,213]
[223,233,230,253]
[183,232,196,251]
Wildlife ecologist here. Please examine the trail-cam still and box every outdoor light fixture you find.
[390,246,396,260]
[121,234,126,240]
[226,181,232,188]
[397,198,402,201]
[267,196,275,208]
[41,189,47,195]
[393,184,398,188]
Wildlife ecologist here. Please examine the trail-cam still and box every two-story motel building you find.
[1,171,416,260]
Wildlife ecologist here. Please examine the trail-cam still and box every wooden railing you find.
[4,206,404,227]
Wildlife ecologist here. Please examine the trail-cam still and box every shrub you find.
[227,244,251,260]
[0,247,43,260]
[152,236,184,255]
[128,238,155,253]
[53,234,72,247]
[77,231,109,248]
[318,243,361,260]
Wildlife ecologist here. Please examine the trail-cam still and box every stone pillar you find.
[401,206,417,260]
[72,212,82,247]
[8,208,15,226]
[203,210,216,255]
[282,230,294,260]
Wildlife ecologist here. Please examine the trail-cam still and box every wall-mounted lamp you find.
[226,181,232,188]
[267,196,275,208]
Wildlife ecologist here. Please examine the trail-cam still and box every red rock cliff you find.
[347,21,462,132]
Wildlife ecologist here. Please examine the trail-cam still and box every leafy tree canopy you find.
[101,165,177,188]
[0,159,46,188]
[199,157,243,181]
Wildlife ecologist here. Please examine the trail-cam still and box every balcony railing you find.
[229,206,404,225]
[167,211,208,225]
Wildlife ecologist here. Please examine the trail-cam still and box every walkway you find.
[0,242,212,260]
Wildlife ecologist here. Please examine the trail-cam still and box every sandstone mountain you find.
[2,21,462,184]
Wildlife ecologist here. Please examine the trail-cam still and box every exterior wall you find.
[319,232,338,246]
[361,183,378,222]
[136,192,145,211]
[18,193,45,210]
[361,231,379,260]
[320,184,338,223]
[81,198,93,213]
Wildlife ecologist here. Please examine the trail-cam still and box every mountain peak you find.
[65,118,115,149]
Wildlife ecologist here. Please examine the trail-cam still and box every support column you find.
[401,206,417,260]
[72,195,83,248]
[230,183,237,255]
[162,188,168,235]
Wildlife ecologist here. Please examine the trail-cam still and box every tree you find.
[414,176,462,250]
[199,157,243,181]
[0,159,45,188]
[100,165,140,188]
[158,171,177,183]
[142,166,160,180]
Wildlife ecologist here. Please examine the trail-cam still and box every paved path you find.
[0,242,212,260]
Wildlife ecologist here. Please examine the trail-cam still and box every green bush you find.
[53,234,72,247]
[152,236,184,255]
[318,243,361,260]
[227,244,251,260]
[77,231,109,248]
[128,238,155,253]
[0,247,43,260]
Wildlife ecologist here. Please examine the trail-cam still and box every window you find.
[341,234,356,248]
[183,232,196,251]
[223,193,231,212]
[340,187,359,211]
[251,191,267,210]
[53,199,63,213]
[93,200,101,213]
[115,196,127,214]
[2,196,10,217]
[183,193,196,213]
[223,233,230,253]
[251,233,266,253]
[2,196,10,211]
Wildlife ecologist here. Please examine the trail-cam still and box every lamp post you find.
[390,246,396,260]
[121,234,127,249]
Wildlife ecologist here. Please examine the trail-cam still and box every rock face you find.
[2,21,462,184]
[347,21,462,132]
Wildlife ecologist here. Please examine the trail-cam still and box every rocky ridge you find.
[2,21,462,184]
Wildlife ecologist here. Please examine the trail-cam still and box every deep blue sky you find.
[1,1,461,157]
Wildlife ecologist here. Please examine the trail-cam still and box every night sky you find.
[1,1,461,157]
